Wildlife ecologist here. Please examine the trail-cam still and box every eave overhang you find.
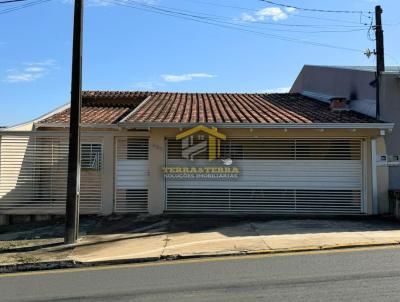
[117,122,394,130]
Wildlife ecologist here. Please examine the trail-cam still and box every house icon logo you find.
[176,125,226,161]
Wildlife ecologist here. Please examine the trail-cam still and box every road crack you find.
[160,234,171,257]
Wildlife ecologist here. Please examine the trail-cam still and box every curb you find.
[0,260,78,274]
[1,242,399,274]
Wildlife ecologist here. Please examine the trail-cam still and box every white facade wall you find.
[0,127,389,215]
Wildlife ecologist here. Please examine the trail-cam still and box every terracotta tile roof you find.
[82,91,150,107]
[39,106,131,125]
[82,91,151,100]
[38,91,151,125]
[37,91,380,126]
[124,92,378,125]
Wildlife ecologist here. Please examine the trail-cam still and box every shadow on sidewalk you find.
[1,214,399,254]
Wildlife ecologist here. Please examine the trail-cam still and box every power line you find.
[131,1,367,34]
[288,12,369,25]
[190,0,394,27]
[112,0,364,53]
[258,0,371,14]
[0,0,51,14]
[0,0,29,4]
[178,0,370,26]
[367,15,375,41]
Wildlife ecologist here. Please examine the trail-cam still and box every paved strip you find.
[0,244,399,278]
[1,246,400,301]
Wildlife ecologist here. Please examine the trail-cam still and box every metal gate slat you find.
[166,138,364,214]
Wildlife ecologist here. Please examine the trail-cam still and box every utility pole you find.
[65,0,84,244]
[375,5,385,120]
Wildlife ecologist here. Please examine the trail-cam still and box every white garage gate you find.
[165,138,365,214]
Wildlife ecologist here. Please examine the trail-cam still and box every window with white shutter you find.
[81,143,102,170]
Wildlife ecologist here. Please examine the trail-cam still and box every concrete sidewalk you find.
[1,217,400,267]
[69,218,400,262]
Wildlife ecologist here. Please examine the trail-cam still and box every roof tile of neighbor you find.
[124,92,378,124]
[37,91,379,126]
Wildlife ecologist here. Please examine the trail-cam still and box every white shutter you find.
[115,137,149,213]
[0,134,103,214]
[80,141,103,212]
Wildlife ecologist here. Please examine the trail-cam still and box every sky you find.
[0,0,399,126]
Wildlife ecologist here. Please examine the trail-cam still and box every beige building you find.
[0,91,394,217]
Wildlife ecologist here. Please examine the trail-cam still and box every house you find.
[291,65,400,193]
[0,91,394,217]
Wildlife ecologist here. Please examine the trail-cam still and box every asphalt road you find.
[1,247,400,302]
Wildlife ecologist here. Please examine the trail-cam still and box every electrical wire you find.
[178,0,370,26]
[258,0,371,14]
[367,15,376,41]
[385,52,400,73]
[257,0,373,29]
[0,0,51,14]
[111,0,365,53]
[129,0,367,34]
[0,0,30,4]
[290,13,369,25]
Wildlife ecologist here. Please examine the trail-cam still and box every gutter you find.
[118,122,394,130]
[32,123,119,129]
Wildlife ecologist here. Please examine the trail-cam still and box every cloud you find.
[133,79,168,90]
[285,7,296,13]
[24,59,56,67]
[3,60,57,83]
[134,81,157,90]
[263,87,291,93]
[5,73,44,83]
[132,73,217,90]
[161,73,216,83]
[62,0,111,6]
[24,67,45,73]
[63,0,156,7]
[240,6,296,22]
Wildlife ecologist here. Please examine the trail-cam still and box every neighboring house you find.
[290,65,400,191]
[0,91,394,216]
